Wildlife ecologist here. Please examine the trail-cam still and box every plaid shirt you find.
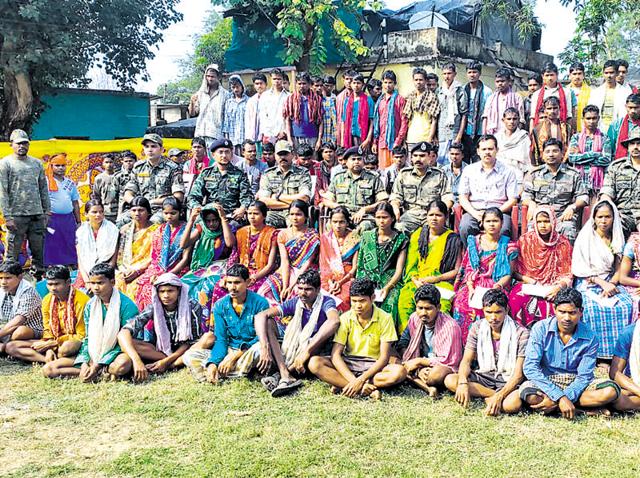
[222,95,248,146]
[0,287,43,332]
[322,95,337,144]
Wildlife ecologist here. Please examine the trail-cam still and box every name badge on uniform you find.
[137,172,150,178]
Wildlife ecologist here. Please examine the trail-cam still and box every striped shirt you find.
[222,95,248,146]
[321,94,337,144]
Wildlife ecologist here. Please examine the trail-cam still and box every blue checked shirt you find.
[222,95,248,146]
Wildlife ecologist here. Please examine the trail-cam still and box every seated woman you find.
[259,200,320,306]
[75,199,119,290]
[181,203,236,316]
[356,202,408,328]
[572,199,634,359]
[452,207,517,344]
[397,200,462,333]
[509,206,573,328]
[319,206,360,311]
[134,197,191,310]
[115,196,159,301]
[619,231,640,320]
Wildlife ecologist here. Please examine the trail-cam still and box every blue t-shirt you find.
[49,177,79,214]
[277,295,337,335]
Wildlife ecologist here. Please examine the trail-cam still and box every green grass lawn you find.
[1,357,639,478]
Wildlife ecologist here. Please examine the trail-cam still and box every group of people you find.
[1,57,640,419]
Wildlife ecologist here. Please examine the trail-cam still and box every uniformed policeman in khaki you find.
[522,138,588,243]
[601,131,640,235]
[257,140,312,228]
[187,138,253,227]
[123,133,184,224]
[390,142,453,234]
[323,146,388,231]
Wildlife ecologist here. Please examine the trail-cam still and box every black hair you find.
[44,265,70,281]
[602,60,618,71]
[414,283,441,306]
[270,67,284,78]
[425,72,438,82]
[528,73,543,84]
[345,69,358,78]
[543,96,561,108]
[418,200,449,259]
[495,67,513,80]
[229,76,244,90]
[289,199,310,218]
[553,287,583,309]
[120,151,137,161]
[329,206,353,228]
[350,277,376,298]
[449,142,464,153]
[89,262,115,281]
[242,139,256,150]
[381,70,397,82]
[252,72,268,83]
[352,74,365,83]
[248,200,268,218]
[0,260,22,276]
[617,59,629,69]
[569,62,585,73]
[262,142,275,153]
[192,137,206,147]
[442,62,456,72]
[317,142,336,162]
[130,196,152,216]
[374,202,396,227]
[296,71,312,83]
[296,143,314,158]
[323,75,336,85]
[162,196,182,212]
[297,270,321,288]
[413,67,427,79]
[626,93,640,105]
[311,75,323,84]
[542,62,558,74]
[477,134,498,148]
[482,288,508,309]
[84,199,104,214]
[364,154,378,166]
[542,138,563,151]
[367,78,382,90]
[482,207,503,224]
[226,263,250,281]
[102,153,116,162]
[503,107,520,118]
[467,60,482,73]
[391,145,407,156]
[336,146,346,158]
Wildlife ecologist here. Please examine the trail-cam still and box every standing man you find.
[257,140,312,228]
[91,154,119,223]
[529,62,575,132]
[335,70,356,148]
[283,71,324,150]
[187,138,253,227]
[43,154,81,267]
[189,63,230,147]
[587,60,629,135]
[114,151,136,227]
[568,62,591,134]
[371,70,408,170]
[321,75,337,145]
[444,142,468,207]
[607,93,640,161]
[0,129,50,277]
[236,139,268,195]
[483,68,525,135]
[437,63,468,166]
[222,75,248,156]
[123,134,184,224]
[245,73,268,143]
[524,73,542,130]
[403,68,440,151]
[463,61,492,161]
[259,68,290,144]
[616,59,637,94]
[495,108,531,188]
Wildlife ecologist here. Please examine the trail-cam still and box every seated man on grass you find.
[42,263,139,381]
[0,260,43,354]
[254,270,340,397]
[183,264,269,384]
[609,321,640,412]
[308,278,407,400]
[398,284,462,397]
[117,273,204,382]
[445,289,528,416]
[6,265,88,363]
[515,287,620,419]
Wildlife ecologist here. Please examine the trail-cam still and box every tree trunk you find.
[295,23,315,73]
[0,36,34,140]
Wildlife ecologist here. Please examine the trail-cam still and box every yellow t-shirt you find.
[406,111,433,143]
[334,306,398,359]
[42,290,90,343]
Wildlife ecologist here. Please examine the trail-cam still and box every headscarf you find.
[515,206,573,285]
[45,154,67,192]
[572,198,624,279]
[152,273,193,356]
[190,210,223,270]
[198,64,220,93]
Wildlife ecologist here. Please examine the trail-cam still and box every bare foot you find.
[330,386,341,395]
[369,389,382,401]
[45,349,57,363]
[427,386,438,398]
[578,407,613,418]
[361,383,377,397]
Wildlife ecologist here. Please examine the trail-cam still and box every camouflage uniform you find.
[601,156,640,234]
[258,165,312,228]
[328,170,388,231]
[187,163,253,220]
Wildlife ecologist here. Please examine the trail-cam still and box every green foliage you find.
[480,0,541,42]
[194,17,233,72]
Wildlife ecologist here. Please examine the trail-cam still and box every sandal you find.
[271,377,303,398]
[261,372,280,392]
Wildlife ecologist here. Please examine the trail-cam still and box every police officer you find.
[522,138,588,243]
[601,131,640,235]
[187,138,253,227]
[257,140,312,228]
[323,146,388,231]
[123,134,184,224]
[390,142,453,234]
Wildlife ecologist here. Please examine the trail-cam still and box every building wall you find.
[32,89,150,140]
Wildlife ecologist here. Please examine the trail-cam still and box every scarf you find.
[283,90,323,124]
[151,273,193,357]
[402,314,430,362]
[485,89,520,134]
[476,316,519,381]
[187,155,210,175]
[49,288,78,340]
[533,85,568,126]
[0,279,32,318]
[615,115,640,160]
[281,293,324,367]
[320,230,347,278]
[577,129,603,155]
[440,80,462,127]
[403,89,440,119]
[575,83,591,132]
[191,220,223,271]
[373,91,398,148]
[45,154,68,192]
[237,225,277,272]
[629,323,640,386]
[515,206,573,285]
[160,223,186,271]
[465,82,485,135]
[342,92,370,147]
[467,234,510,283]
[572,199,624,279]
[87,287,121,364]
[76,220,120,278]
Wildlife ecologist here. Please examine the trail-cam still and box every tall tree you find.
[0,0,182,139]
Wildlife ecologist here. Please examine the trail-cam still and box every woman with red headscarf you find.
[508,206,573,327]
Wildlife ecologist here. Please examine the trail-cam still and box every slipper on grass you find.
[271,378,303,398]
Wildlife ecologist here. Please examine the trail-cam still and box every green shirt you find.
[187,163,253,214]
